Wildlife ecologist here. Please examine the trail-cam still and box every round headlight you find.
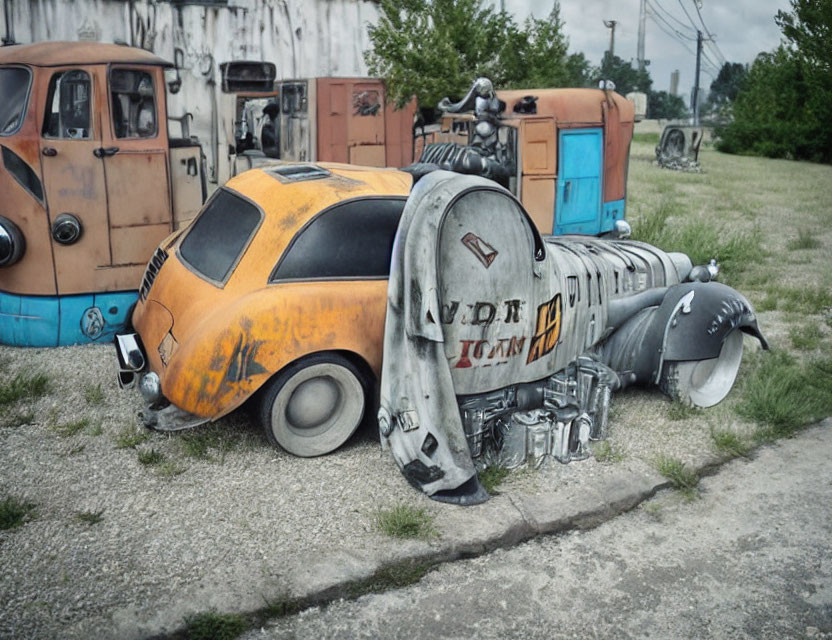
[138,372,162,404]
[0,215,26,267]
[52,213,83,245]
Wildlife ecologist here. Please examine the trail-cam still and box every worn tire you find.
[259,353,367,457]
[660,329,744,408]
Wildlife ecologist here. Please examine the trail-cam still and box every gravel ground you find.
[1,142,829,638]
[0,337,737,639]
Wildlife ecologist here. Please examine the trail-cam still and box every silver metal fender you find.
[599,282,768,386]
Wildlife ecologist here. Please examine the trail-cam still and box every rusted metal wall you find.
[1,0,383,180]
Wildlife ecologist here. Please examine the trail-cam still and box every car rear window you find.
[0,67,32,136]
[179,189,262,284]
[270,198,406,281]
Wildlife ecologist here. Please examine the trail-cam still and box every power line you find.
[648,0,697,37]
[691,0,727,65]
[646,7,697,55]
[675,0,699,32]
[646,0,697,41]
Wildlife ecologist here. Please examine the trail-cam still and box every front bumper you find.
[114,332,209,432]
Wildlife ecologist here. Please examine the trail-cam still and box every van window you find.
[42,70,91,139]
[0,67,32,136]
[110,69,157,138]
[179,189,263,284]
[270,198,406,281]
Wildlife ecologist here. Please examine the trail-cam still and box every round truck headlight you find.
[138,372,162,404]
[0,215,26,267]
[52,213,83,245]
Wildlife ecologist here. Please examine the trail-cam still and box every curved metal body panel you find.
[380,172,765,504]
[130,163,412,420]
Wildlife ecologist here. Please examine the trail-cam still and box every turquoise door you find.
[555,128,603,235]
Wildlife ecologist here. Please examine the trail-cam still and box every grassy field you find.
[611,139,832,469]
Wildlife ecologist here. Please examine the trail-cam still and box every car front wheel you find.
[660,329,744,408]
[259,353,367,457]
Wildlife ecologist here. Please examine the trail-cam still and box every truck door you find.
[555,128,603,235]
[39,68,111,295]
[101,66,172,268]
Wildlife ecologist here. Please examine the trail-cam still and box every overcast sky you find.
[492,0,790,100]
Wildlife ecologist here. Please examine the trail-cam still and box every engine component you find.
[459,356,619,469]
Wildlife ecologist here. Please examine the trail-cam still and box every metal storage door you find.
[555,128,603,235]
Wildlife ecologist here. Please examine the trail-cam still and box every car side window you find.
[42,70,92,139]
[110,69,157,138]
[270,198,406,281]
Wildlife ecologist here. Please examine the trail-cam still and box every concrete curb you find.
[110,419,831,639]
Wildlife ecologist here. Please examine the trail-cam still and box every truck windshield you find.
[0,68,32,136]
[178,188,263,284]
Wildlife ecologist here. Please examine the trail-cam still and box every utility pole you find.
[603,20,617,59]
[637,0,647,70]
[693,29,703,124]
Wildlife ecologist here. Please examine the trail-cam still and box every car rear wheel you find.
[660,329,744,408]
[259,353,367,457]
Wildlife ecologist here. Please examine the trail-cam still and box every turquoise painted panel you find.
[58,294,96,345]
[0,289,138,347]
[19,296,59,347]
[555,128,603,235]
[600,199,626,234]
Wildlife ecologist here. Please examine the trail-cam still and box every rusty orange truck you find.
[0,42,414,347]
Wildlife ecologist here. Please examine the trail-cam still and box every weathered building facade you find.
[1,0,382,178]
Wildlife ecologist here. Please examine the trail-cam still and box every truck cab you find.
[415,87,635,237]
[0,42,203,346]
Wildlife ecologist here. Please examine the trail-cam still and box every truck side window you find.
[0,67,32,136]
[281,83,306,115]
[110,69,157,138]
[42,70,91,140]
[270,198,406,282]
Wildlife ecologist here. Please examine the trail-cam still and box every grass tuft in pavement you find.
[591,440,625,463]
[179,426,236,463]
[261,595,303,619]
[0,371,49,406]
[52,418,90,438]
[376,503,437,540]
[75,509,105,526]
[183,610,247,640]
[348,561,437,599]
[478,465,510,494]
[1,410,35,428]
[156,460,188,478]
[667,402,702,422]
[114,426,150,449]
[736,349,832,442]
[137,447,165,466]
[710,429,752,459]
[84,383,105,406]
[0,495,37,530]
[655,455,699,500]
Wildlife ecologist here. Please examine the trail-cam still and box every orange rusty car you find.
[116,162,412,456]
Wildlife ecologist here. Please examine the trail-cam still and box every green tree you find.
[648,90,688,119]
[592,53,652,94]
[365,1,590,111]
[708,62,748,104]
[716,0,832,162]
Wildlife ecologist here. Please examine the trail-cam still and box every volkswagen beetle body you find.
[116,162,412,452]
